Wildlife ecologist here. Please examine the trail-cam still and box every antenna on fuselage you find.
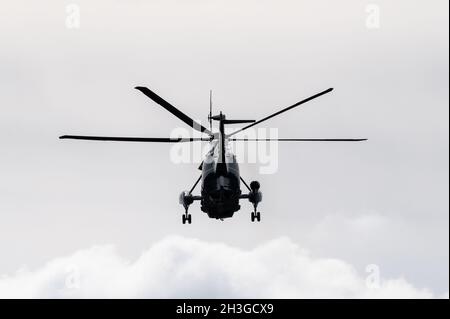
[209,90,213,132]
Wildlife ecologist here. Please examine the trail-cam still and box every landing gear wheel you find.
[183,213,192,224]
[251,212,256,222]
[256,212,261,222]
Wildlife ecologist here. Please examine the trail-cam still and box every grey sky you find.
[0,0,448,296]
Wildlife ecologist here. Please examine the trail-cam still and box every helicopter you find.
[60,86,366,224]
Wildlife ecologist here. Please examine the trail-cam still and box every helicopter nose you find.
[210,188,233,202]
[217,176,231,188]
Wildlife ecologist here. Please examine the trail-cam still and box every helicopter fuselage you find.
[178,113,262,222]
[200,141,242,219]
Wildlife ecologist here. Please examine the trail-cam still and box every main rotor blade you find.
[230,138,367,142]
[59,135,210,143]
[227,88,334,137]
[135,86,212,135]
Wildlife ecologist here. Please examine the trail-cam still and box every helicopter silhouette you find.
[60,86,366,224]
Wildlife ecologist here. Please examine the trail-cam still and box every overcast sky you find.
[0,0,448,297]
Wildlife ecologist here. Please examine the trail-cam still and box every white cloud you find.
[0,236,442,298]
